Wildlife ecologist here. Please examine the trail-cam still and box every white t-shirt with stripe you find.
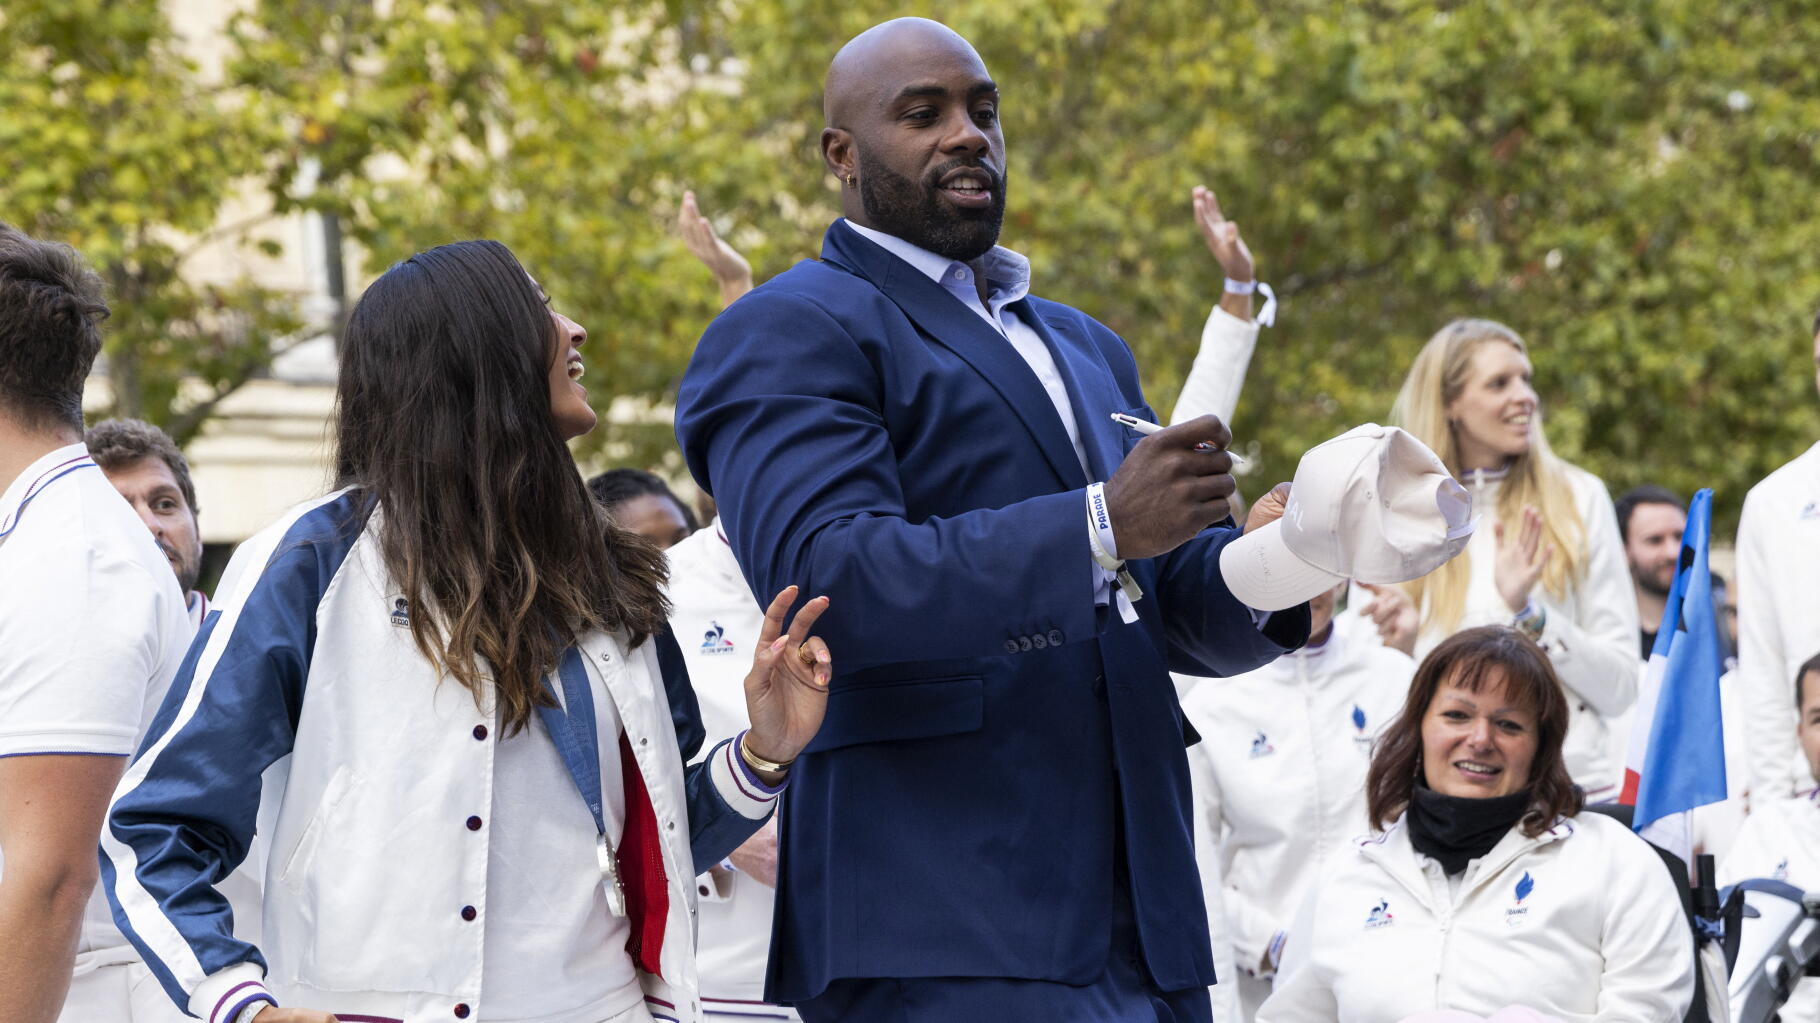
[0,442,192,955]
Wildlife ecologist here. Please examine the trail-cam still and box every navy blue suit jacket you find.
[675,220,1309,1001]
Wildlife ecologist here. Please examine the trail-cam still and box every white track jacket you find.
[1178,630,1413,997]
[100,491,777,1023]
[1719,790,1820,1021]
[1736,442,1820,801]
[1257,813,1693,1023]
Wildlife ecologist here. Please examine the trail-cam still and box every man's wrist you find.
[1085,483,1123,569]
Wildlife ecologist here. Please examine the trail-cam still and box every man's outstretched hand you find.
[1103,415,1237,560]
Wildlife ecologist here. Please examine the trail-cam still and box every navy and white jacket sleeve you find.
[651,625,782,873]
[100,492,366,1023]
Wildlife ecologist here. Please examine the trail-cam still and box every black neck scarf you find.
[1406,780,1531,876]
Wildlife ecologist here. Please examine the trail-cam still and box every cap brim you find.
[1218,519,1349,612]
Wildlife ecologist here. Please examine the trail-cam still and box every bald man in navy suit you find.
[675,19,1309,1023]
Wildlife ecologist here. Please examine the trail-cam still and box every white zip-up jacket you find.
[1178,629,1413,999]
[101,491,778,1023]
[1170,305,1261,428]
[1416,466,1638,796]
[1719,789,1820,1022]
[1257,813,1693,1023]
[1737,442,1820,801]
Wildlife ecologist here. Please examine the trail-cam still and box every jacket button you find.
[1003,639,1019,654]
[1018,636,1033,652]
[472,724,488,741]
[466,816,482,831]
[1032,634,1048,650]
[1048,629,1064,646]
[699,884,711,897]
[454,1005,470,1019]
[460,905,476,921]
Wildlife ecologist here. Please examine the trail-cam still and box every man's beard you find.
[163,539,201,595]
[1634,562,1675,598]
[857,151,1006,262]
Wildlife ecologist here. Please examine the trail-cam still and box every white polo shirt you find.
[0,442,192,954]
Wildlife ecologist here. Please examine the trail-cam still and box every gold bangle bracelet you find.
[740,732,794,774]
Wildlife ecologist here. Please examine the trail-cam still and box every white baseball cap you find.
[1219,424,1475,612]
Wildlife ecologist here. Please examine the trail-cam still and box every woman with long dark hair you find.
[1256,627,1691,1023]
[101,240,831,1023]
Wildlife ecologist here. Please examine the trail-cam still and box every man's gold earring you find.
[846,174,857,189]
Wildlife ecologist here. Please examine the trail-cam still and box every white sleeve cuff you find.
[710,734,784,821]
[0,727,136,758]
[189,961,275,1023]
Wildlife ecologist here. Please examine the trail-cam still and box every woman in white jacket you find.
[1257,626,1693,1023]
[101,241,834,1023]
[1179,585,1414,1019]
[1362,319,1638,797]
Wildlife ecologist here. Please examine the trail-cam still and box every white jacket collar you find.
[1358,813,1574,909]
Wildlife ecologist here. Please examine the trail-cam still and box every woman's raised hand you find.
[740,586,832,777]
[1494,505,1554,614]
[678,190,754,307]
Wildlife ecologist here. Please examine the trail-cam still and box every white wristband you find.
[1085,483,1123,570]
[1222,278,1278,327]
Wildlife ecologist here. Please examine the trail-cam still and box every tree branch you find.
[165,333,312,445]
[176,212,286,264]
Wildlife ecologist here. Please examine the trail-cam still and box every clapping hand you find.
[1494,506,1553,614]
[741,586,832,781]
[1357,582,1421,656]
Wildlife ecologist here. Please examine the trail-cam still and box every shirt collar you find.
[1458,461,1513,487]
[842,219,1033,308]
[0,442,92,537]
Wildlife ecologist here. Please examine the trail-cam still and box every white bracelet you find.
[1085,483,1124,571]
[1223,278,1278,327]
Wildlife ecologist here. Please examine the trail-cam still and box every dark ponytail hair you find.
[334,239,668,733]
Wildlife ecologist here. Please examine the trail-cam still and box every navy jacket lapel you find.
[1019,306,1125,484]
[822,221,1086,490]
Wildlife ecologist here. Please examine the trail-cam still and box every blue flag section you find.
[1632,488,1729,834]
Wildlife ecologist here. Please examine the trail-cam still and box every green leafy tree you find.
[0,0,306,443]
[662,0,1820,532]
[12,0,1818,531]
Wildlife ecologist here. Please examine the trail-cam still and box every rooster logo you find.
[1249,731,1275,759]
[1515,871,1535,904]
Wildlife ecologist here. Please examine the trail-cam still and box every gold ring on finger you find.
[798,643,818,667]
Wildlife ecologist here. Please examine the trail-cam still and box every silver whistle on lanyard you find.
[598,833,627,918]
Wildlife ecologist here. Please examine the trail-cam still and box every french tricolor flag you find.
[1620,488,1728,858]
